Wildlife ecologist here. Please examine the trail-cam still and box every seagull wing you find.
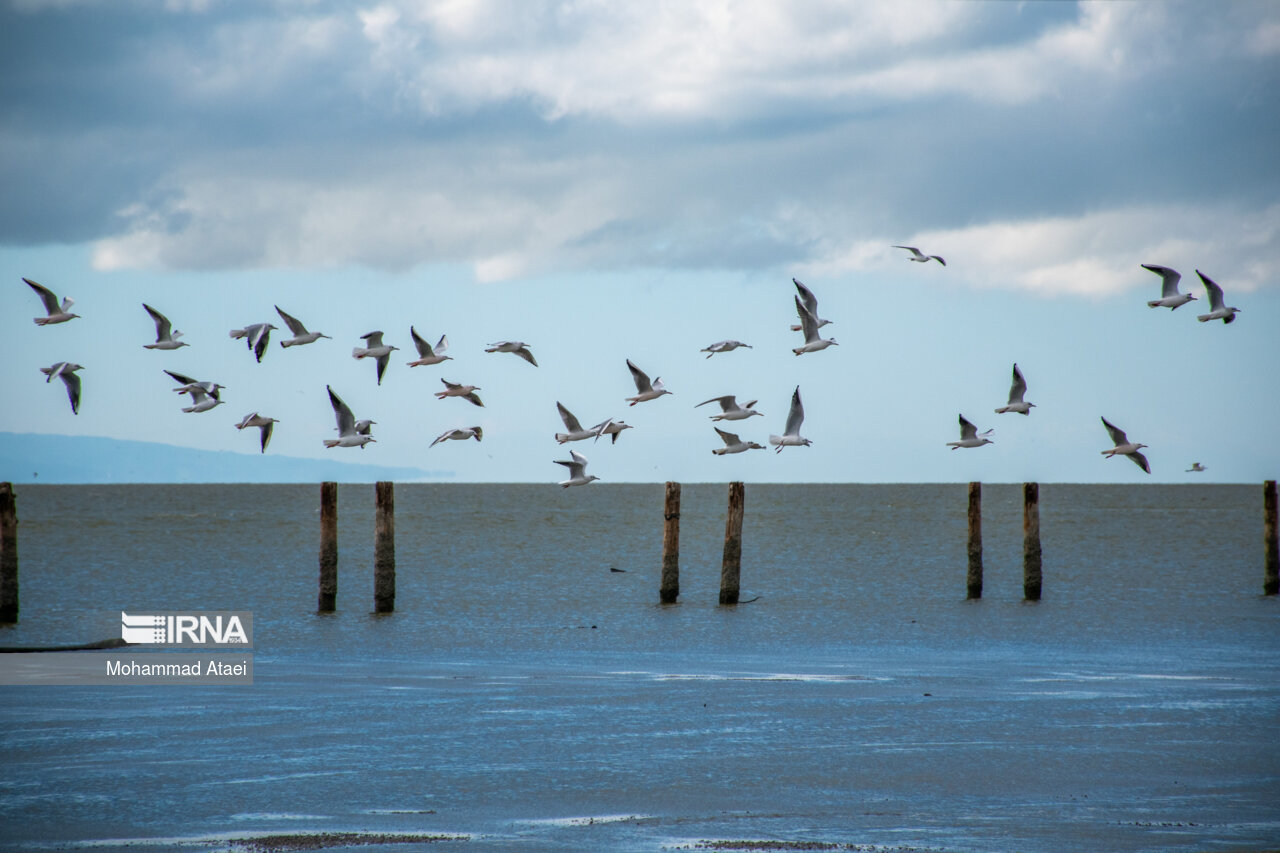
[1142,264,1181,298]
[794,295,818,341]
[143,304,174,340]
[259,421,274,453]
[24,278,61,314]
[515,346,538,367]
[784,386,805,436]
[627,359,653,393]
[696,395,733,410]
[410,326,433,358]
[1129,450,1151,474]
[164,369,199,387]
[61,370,81,414]
[375,353,389,385]
[792,278,819,314]
[275,306,308,336]
[1008,363,1027,404]
[894,245,924,259]
[1101,416,1128,447]
[328,386,356,435]
[362,331,385,348]
[1196,271,1225,311]
[435,334,449,355]
[557,401,584,432]
[714,426,740,446]
[958,414,978,441]
[253,326,271,362]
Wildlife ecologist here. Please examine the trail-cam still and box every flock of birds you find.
[22,248,1242,484]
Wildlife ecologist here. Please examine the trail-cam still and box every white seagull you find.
[625,359,672,405]
[1186,462,1206,473]
[142,304,188,350]
[164,369,225,400]
[275,306,330,348]
[435,379,484,407]
[235,412,278,453]
[324,386,376,449]
[1142,264,1196,310]
[1100,416,1150,473]
[1195,271,1241,324]
[407,327,451,367]
[485,341,538,367]
[229,322,277,363]
[181,386,224,414]
[789,278,832,331]
[792,295,838,355]
[554,449,599,487]
[769,386,812,452]
[429,426,483,448]
[25,278,80,325]
[701,340,752,358]
[555,402,603,444]
[352,331,398,385]
[696,395,763,421]
[994,363,1035,415]
[591,418,633,444]
[947,415,994,449]
[894,245,946,265]
[40,362,84,414]
[713,427,764,455]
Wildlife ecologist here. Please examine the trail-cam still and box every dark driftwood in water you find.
[1023,482,1043,601]
[720,481,745,605]
[230,832,466,851]
[374,481,396,613]
[966,482,983,600]
[660,482,680,604]
[0,482,16,623]
[318,481,338,612]
[0,637,131,653]
[1265,480,1279,596]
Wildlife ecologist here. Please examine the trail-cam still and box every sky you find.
[1,0,1278,484]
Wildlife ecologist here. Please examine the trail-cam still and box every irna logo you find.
[121,611,252,648]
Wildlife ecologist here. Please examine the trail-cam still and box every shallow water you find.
[1,483,1277,852]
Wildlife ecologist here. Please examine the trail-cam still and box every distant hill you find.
[0,433,449,484]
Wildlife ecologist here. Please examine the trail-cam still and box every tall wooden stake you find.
[660,482,680,604]
[0,483,17,623]
[719,481,745,605]
[318,481,338,612]
[374,481,396,613]
[1023,482,1042,601]
[1265,480,1279,596]
[966,482,983,600]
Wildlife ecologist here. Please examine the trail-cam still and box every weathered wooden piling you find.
[1023,482,1042,601]
[719,481,745,606]
[966,482,983,600]
[1265,480,1279,596]
[318,481,338,612]
[660,482,680,604]
[0,482,17,623]
[374,481,396,613]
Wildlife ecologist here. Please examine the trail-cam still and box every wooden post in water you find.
[1023,482,1042,601]
[374,482,396,613]
[0,483,17,623]
[659,482,680,604]
[318,481,338,612]
[1265,480,1279,596]
[966,482,983,600]
[719,481,745,606]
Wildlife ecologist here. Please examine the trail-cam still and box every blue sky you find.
[1,0,1277,483]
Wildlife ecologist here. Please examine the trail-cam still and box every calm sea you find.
[0,483,1277,852]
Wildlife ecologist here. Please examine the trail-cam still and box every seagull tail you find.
[323,439,340,448]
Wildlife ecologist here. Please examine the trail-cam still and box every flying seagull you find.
[485,341,538,366]
[275,306,330,348]
[1100,417,1150,473]
[352,331,398,385]
[1195,271,1240,324]
[792,295,837,355]
[946,415,994,449]
[894,245,946,265]
[1141,264,1196,310]
[235,412,278,453]
[40,362,84,414]
[591,418,633,444]
[24,278,80,325]
[324,386,375,448]
[555,402,604,444]
[554,449,599,487]
[429,426,483,448]
[701,340,752,358]
[1186,462,1206,473]
[181,386,223,414]
[994,363,1034,415]
[789,278,832,331]
[768,386,811,452]
[625,359,671,405]
[407,327,451,367]
[713,426,765,455]
[696,395,763,421]
[164,369,225,400]
[229,322,277,363]
[142,304,188,350]
[435,378,484,407]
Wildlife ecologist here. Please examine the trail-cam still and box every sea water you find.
[0,483,1276,852]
